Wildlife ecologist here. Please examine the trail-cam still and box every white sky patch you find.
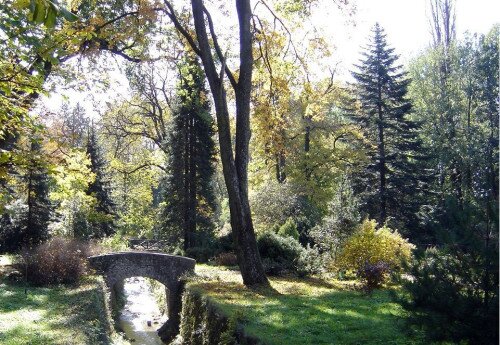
[36,0,500,118]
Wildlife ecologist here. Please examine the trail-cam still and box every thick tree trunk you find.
[190,0,268,286]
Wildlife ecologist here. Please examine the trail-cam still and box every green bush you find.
[257,231,304,275]
[21,237,96,286]
[336,219,414,274]
[277,217,300,240]
[400,247,498,344]
[296,245,324,277]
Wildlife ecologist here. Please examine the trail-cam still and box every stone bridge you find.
[88,251,196,343]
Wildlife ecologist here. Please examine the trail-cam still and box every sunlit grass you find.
[193,265,428,345]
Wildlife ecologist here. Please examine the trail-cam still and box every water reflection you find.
[118,277,166,345]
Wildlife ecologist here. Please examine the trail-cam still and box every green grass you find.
[192,265,428,345]
[0,269,122,345]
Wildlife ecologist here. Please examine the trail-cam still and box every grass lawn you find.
[0,255,126,345]
[193,265,428,345]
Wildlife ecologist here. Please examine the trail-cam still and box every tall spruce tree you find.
[0,139,52,251]
[85,126,115,238]
[351,23,426,232]
[24,140,52,247]
[161,53,216,251]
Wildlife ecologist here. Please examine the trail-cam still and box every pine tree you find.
[161,53,216,251]
[24,140,52,247]
[351,23,426,232]
[85,126,115,238]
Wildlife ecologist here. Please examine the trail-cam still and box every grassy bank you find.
[191,265,427,345]
[0,256,127,345]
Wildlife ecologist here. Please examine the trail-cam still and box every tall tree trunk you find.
[304,119,311,180]
[183,111,191,251]
[190,0,268,286]
[276,151,286,183]
[377,86,387,222]
[188,114,197,246]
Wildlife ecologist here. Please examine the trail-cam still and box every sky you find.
[317,0,500,77]
[40,0,500,116]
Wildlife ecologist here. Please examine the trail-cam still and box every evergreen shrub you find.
[277,217,300,240]
[257,231,304,275]
[400,246,499,344]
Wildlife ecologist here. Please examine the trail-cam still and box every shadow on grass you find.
[0,278,112,345]
[194,278,424,345]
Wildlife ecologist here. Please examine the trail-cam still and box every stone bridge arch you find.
[88,251,195,343]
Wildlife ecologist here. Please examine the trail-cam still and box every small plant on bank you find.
[357,261,390,294]
[214,252,239,266]
[21,237,96,286]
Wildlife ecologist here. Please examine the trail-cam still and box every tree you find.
[0,138,52,251]
[161,52,217,251]
[409,25,499,243]
[401,25,499,344]
[158,0,269,285]
[23,139,52,247]
[85,126,115,238]
[350,23,425,231]
[1,0,159,205]
[159,1,353,285]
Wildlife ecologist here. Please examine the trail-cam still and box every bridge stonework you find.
[88,251,196,343]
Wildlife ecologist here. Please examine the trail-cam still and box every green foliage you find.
[401,246,498,344]
[160,52,217,250]
[23,0,78,28]
[0,139,53,252]
[350,23,427,233]
[85,127,115,239]
[309,176,360,263]
[399,196,499,344]
[257,231,304,275]
[296,244,324,277]
[179,288,235,345]
[49,148,96,237]
[277,217,299,240]
[336,219,415,274]
[409,25,499,244]
[250,181,321,241]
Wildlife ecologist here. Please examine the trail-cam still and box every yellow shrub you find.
[336,219,415,272]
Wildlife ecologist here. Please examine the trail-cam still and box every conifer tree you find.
[85,126,115,238]
[351,23,426,231]
[161,53,216,251]
[23,140,52,247]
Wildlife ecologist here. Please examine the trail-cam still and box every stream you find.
[118,277,167,345]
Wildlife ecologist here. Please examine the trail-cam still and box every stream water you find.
[118,277,167,345]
